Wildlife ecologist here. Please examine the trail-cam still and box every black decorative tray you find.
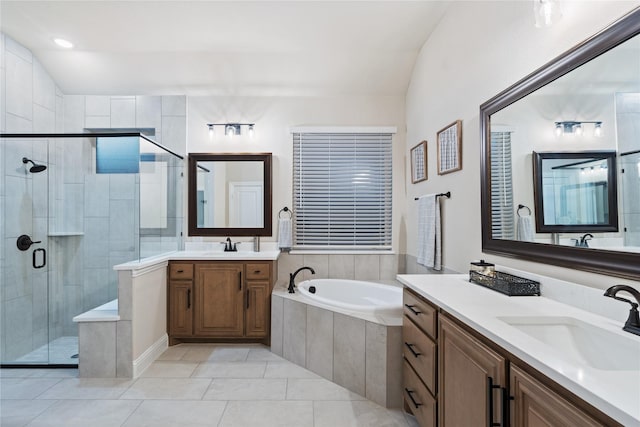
[469,271,540,297]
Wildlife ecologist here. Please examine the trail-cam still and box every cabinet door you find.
[510,364,604,427]
[439,314,506,427]
[168,281,193,336]
[245,280,270,338]
[194,264,244,337]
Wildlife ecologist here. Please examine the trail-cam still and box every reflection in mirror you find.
[188,153,272,237]
[196,161,264,228]
[480,8,640,279]
[532,151,618,233]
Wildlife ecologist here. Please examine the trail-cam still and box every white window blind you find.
[293,132,393,249]
[490,131,515,239]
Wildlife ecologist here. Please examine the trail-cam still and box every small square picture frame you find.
[437,120,462,175]
[410,140,428,184]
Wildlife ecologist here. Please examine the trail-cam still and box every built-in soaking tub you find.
[271,279,403,408]
[297,279,403,317]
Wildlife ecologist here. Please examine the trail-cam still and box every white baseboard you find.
[132,334,168,378]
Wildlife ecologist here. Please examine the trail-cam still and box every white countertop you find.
[113,250,281,271]
[396,274,640,426]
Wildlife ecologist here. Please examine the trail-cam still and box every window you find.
[490,131,514,239]
[293,131,393,249]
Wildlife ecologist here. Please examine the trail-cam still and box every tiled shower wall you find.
[616,93,640,247]
[0,33,65,360]
[1,32,186,359]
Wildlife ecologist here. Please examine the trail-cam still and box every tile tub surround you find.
[0,344,418,427]
[271,287,403,409]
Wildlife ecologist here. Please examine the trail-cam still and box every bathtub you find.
[271,278,404,408]
[297,279,403,317]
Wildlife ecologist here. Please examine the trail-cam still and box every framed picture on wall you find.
[437,120,462,175]
[410,141,428,183]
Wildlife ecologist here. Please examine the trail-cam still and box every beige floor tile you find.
[121,400,227,427]
[156,345,190,361]
[246,347,287,362]
[263,361,321,379]
[192,362,266,378]
[0,399,57,426]
[139,361,198,378]
[120,378,211,400]
[27,399,141,427]
[314,400,409,427]
[207,346,251,362]
[36,378,133,400]
[219,400,314,427]
[179,346,216,362]
[203,378,287,400]
[286,378,366,401]
[0,378,61,399]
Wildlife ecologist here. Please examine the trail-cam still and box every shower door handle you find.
[33,248,46,269]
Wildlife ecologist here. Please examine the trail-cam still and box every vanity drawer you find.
[403,315,437,395]
[170,263,194,280]
[403,359,437,427]
[403,289,437,340]
[245,263,270,280]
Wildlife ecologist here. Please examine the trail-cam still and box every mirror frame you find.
[480,7,640,280]
[532,151,618,234]
[188,153,273,237]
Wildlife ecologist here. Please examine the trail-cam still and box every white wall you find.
[187,95,407,251]
[404,1,640,289]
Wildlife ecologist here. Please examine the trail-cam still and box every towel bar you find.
[414,192,451,201]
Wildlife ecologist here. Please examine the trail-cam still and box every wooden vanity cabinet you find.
[168,260,275,345]
[402,288,621,427]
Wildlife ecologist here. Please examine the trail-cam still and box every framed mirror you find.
[188,153,272,237]
[480,8,640,279]
[533,151,618,233]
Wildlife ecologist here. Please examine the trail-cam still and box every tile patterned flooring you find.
[14,337,79,365]
[0,343,419,427]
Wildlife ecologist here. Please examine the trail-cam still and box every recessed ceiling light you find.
[53,38,74,49]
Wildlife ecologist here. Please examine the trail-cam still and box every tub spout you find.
[288,266,315,293]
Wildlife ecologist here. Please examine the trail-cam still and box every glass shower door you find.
[0,139,54,365]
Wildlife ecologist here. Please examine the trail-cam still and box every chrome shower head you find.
[22,157,47,173]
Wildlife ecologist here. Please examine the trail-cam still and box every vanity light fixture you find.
[206,123,255,139]
[554,121,602,137]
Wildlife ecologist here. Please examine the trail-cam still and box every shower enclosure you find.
[0,132,183,366]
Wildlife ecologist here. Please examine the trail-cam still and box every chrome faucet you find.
[604,285,640,336]
[288,266,315,293]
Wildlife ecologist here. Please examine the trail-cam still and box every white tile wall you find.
[85,95,110,116]
[161,96,186,116]
[5,52,33,120]
[32,58,55,111]
[110,97,135,128]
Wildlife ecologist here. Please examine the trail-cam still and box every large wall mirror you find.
[188,153,272,236]
[480,7,640,279]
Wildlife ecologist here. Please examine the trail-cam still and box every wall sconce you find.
[554,121,602,137]
[206,123,256,139]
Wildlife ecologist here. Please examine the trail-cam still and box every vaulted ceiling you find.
[0,1,449,96]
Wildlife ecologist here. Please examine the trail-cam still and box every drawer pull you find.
[404,304,422,315]
[487,376,502,427]
[404,342,421,358]
[254,270,261,274]
[177,269,184,273]
[186,289,191,309]
[405,388,423,409]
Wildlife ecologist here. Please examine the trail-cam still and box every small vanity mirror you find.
[533,151,618,233]
[188,153,272,236]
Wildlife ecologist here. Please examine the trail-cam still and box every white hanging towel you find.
[417,194,442,271]
[278,217,293,250]
[516,215,534,242]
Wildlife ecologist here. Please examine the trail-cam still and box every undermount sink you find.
[498,316,640,371]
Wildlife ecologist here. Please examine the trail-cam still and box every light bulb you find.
[574,124,583,136]
[594,123,602,137]
[555,123,563,137]
[248,124,255,138]
[208,125,214,139]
